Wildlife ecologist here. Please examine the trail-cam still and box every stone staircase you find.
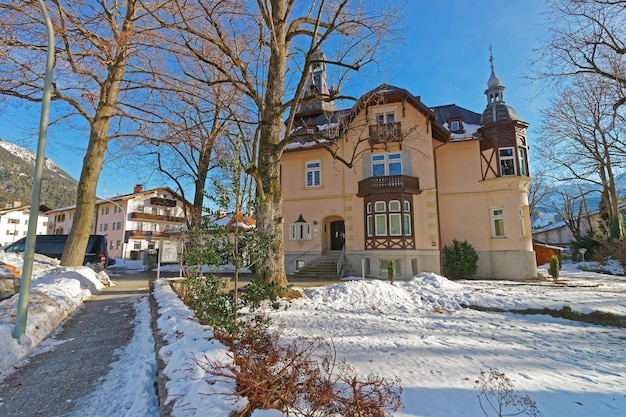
[292,251,341,280]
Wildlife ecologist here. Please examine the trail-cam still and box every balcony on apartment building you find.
[127,230,173,239]
[357,175,421,197]
[129,212,186,223]
[368,121,403,146]
[150,197,177,207]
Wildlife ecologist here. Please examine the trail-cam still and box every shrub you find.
[475,369,543,417]
[202,324,403,417]
[387,260,396,285]
[443,239,479,279]
[179,275,280,335]
[548,255,560,282]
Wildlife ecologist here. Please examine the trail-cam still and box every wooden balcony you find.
[357,175,421,197]
[150,197,177,207]
[127,230,170,239]
[129,212,186,223]
[368,122,403,146]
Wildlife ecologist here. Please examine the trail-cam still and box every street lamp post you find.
[13,0,54,339]
[579,247,587,269]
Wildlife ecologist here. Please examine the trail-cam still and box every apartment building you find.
[46,185,190,260]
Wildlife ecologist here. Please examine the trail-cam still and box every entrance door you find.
[330,220,345,250]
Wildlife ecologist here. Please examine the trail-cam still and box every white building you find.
[0,202,50,247]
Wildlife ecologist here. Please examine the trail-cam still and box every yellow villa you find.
[281,53,536,280]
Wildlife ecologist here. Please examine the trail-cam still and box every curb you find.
[149,279,174,417]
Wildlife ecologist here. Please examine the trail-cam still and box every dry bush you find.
[201,323,402,416]
[475,369,542,417]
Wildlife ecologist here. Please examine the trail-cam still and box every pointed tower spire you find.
[481,46,518,124]
[296,48,336,115]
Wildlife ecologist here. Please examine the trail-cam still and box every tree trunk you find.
[254,1,288,289]
[61,119,110,266]
[61,1,135,266]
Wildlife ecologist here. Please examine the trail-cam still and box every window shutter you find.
[363,152,372,178]
[304,224,312,240]
[402,149,412,176]
[289,224,296,240]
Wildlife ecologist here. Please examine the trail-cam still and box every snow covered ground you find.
[0,253,625,417]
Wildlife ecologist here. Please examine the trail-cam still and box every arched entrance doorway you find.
[329,220,345,250]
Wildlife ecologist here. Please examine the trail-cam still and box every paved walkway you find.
[0,268,339,417]
[0,271,154,417]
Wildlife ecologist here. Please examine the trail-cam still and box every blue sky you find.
[0,0,548,200]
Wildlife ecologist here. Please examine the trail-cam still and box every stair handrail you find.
[291,243,321,270]
[336,244,346,278]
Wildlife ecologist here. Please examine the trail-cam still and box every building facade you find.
[0,202,49,247]
[45,185,189,260]
[281,56,537,280]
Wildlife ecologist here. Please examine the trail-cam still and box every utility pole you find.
[13,0,55,339]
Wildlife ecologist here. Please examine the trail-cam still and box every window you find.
[112,223,116,231]
[366,203,373,237]
[388,200,401,236]
[490,208,506,238]
[367,199,413,239]
[518,148,529,176]
[116,240,121,250]
[137,205,144,212]
[103,223,108,232]
[403,213,412,236]
[8,219,19,224]
[289,223,312,240]
[375,214,387,236]
[134,241,141,250]
[450,120,460,131]
[117,221,122,230]
[375,111,395,124]
[305,161,321,188]
[499,147,516,176]
[152,207,158,214]
[372,153,402,177]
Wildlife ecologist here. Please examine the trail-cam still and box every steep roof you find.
[287,83,450,151]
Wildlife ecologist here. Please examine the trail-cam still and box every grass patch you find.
[463,304,626,328]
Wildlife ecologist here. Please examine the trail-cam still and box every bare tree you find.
[150,0,400,289]
[537,74,625,237]
[548,185,595,244]
[141,81,244,224]
[0,0,167,265]
[528,171,550,221]
[537,0,626,109]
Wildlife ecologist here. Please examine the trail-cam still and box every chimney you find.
[133,184,143,193]
[13,201,22,208]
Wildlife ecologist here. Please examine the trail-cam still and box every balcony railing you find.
[368,122,402,146]
[129,212,185,223]
[150,197,177,207]
[357,175,420,196]
[127,230,170,239]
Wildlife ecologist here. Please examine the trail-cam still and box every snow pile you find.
[300,279,420,314]
[153,279,247,416]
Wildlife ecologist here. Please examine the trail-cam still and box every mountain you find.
[0,139,78,209]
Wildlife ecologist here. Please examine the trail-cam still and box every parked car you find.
[0,262,20,300]
[4,235,115,266]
